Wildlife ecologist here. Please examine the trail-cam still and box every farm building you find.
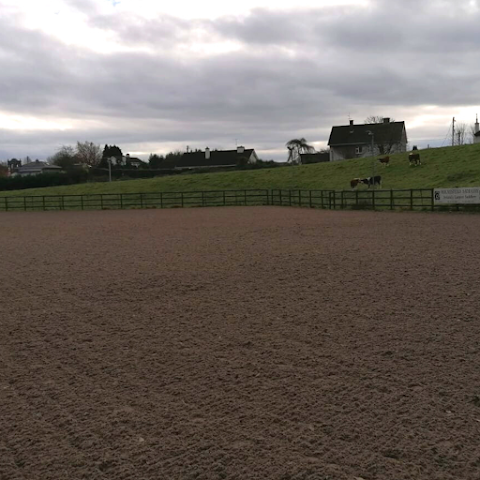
[17,160,62,176]
[175,146,259,170]
[328,118,408,161]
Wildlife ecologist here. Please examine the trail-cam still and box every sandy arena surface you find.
[1,207,480,480]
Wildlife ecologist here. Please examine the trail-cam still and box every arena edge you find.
[2,187,480,212]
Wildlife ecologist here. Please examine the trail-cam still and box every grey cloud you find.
[0,0,479,161]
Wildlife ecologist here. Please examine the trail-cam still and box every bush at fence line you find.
[89,168,180,180]
[0,170,89,191]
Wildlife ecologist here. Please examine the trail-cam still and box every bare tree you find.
[286,138,315,164]
[49,145,77,168]
[455,123,467,145]
[364,116,396,124]
[364,116,400,155]
[469,124,477,144]
[76,141,101,166]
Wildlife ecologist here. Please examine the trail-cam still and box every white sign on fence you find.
[434,187,480,204]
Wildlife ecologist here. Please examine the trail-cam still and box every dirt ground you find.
[1,207,480,480]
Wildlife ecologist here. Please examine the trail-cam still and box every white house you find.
[328,118,408,161]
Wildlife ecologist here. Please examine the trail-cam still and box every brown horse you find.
[378,156,390,165]
[350,178,361,189]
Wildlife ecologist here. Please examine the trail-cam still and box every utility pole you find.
[452,117,455,146]
[108,156,115,182]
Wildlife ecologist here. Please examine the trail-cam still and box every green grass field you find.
[2,143,480,197]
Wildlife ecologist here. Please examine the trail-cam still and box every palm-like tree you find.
[286,138,315,164]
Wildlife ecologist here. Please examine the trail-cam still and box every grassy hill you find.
[2,143,480,197]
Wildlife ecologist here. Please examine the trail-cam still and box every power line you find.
[441,118,454,147]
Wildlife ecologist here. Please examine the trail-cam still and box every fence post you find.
[81,195,84,210]
[390,190,394,210]
[202,191,205,207]
[244,190,247,205]
[309,190,312,208]
[279,190,283,206]
[119,194,123,209]
[61,196,65,211]
[341,190,344,209]
[321,191,324,209]
[299,190,302,207]
[431,189,434,211]
[100,194,104,210]
[160,192,163,209]
[43,196,46,211]
[410,189,413,210]
[355,190,359,207]
[372,190,375,210]
[223,191,226,206]
[289,190,292,206]
[5,197,8,211]
[140,193,144,209]
[181,192,184,208]
[23,197,26,211]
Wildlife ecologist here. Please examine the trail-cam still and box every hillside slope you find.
[2,143,480,197]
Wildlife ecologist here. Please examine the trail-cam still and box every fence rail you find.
[270,188,438,211]
[0,189,270,212]
[0,188,478,212]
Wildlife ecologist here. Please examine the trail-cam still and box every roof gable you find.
[328,122,406,146]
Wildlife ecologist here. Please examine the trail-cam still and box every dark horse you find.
[378,156,390,165]
[360,176,382,188]
[409,152,421,165]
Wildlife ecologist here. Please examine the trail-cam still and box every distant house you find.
[328,118,408,161]
[299,152,330,164]
[17,160,62,176]
[175,146,259,169]
[122,154,147,168]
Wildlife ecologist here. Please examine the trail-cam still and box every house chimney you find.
[383,117,390,123]
[237,145,245,154]
[475,114,479,134]
[205,147,210,160]
[349,120,354,126]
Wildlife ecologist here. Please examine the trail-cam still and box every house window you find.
[355,146,363,154]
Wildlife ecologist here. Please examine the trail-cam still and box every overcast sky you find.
[1,0,479,161]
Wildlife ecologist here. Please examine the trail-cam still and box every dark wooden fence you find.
[270,188,437,210]
[0,189,270,212]
[0,188,476,212]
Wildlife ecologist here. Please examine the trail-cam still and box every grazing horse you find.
[409,152,421,165]
[350,178,361,190]
[378,156,390,166]
[360,176,382,188]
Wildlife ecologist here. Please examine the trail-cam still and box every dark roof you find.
[475,131,480,137]
[176,149,255,168]
[328,121,405,146]
[19,161,61,170]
